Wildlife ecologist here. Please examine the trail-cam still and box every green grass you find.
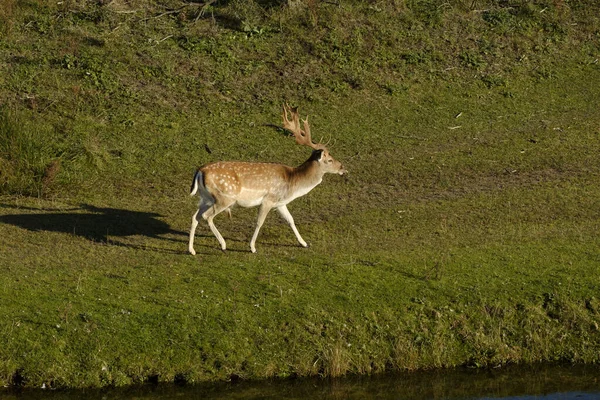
[1,0,600,390]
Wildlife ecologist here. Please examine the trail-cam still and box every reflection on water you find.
[486,395,598,400]
[2,364,599,400]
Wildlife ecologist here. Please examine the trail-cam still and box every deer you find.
[188,104,346,255]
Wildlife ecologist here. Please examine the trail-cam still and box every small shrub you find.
[481,74,507,88]
[460,51,486,69]
[483,8,513,27]
[407,0,447,26]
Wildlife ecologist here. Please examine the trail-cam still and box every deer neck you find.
[287,159,324,197]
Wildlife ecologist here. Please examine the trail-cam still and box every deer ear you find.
[309,149,324,162]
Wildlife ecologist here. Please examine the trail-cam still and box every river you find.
[2,364,599,399]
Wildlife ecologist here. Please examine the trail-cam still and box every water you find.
[2,364,599,399]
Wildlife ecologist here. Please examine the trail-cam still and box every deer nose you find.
[339,165,347,175]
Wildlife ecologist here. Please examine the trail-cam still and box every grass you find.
[1,0,600,390]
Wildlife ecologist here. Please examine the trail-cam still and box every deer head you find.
[282,104,346,175]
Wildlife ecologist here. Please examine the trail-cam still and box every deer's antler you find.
[282,104,326,150]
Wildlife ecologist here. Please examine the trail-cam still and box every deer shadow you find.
[0,203,301,254]
[0,204,186,252]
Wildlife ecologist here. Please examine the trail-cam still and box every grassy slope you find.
[1,0,600,389]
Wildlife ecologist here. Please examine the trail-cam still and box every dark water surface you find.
[2,364,599,399]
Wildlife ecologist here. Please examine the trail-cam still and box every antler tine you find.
[282,104,322,150]
[320,136,335,148]
[282,103,299,136]
[301,116,313,146]
[304,116,328,150]
[282,103,292,127]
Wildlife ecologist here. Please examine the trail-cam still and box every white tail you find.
[188,104,346,255]
[189,170,202,196]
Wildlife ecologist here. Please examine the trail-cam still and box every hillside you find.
[1,0,600,389]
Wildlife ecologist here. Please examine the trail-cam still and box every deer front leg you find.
[250,202,273,253]
[277,205,308,248]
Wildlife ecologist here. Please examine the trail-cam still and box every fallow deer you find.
[188,104,346,255]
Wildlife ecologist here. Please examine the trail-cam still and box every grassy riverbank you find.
[1,0,600,389]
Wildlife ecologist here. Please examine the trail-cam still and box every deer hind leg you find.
[277,205,308,248]
[203,197,236,251]
[189,199,214,255]
[250,202,273,254]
